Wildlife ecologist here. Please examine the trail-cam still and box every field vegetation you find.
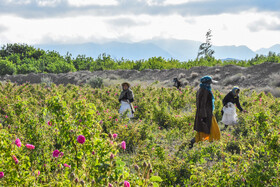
[0,82,279,186]
[0,43,280,75]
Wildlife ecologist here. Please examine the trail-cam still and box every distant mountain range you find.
[34,39,280,61]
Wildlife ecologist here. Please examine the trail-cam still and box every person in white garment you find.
[221,102,238,126]
[118,82,134,118]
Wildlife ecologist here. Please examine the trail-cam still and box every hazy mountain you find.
[34,40,279,61]
[35,42,173,60]
[255,44,280,55]
[213,45,256,60]
[144,38,201,60]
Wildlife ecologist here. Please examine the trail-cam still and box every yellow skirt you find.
[195,116,221,142]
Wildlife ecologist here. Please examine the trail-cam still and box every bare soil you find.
[1,62,280,96]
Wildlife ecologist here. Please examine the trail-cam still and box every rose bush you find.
[0,82,279,186]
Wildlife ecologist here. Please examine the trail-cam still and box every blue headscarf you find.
[232,86,240,98]
[200,76,215,111]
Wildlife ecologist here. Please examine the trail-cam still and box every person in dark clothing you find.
[173,78,182,89]
[118,82,135,118]
[189,76,220,149]
[221,87,244,129]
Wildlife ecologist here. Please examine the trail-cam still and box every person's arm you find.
[119,91,124,102]
[127,90,134,103]
[235,97,243,112]
[223,93,229,106]
[199,89,208,118]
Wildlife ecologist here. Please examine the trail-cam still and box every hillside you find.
[1,62,280,96]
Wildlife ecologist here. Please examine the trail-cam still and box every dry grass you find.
[108,74,119,80]
[190,72,199,79]
[269,73,280,87]
[261,86,280,97]
[178,73,186,80]
[223,73,244,86]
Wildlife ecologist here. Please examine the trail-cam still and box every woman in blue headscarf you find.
[189,76,220,148]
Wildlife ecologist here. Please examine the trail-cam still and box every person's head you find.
[122,82,130,90]
[173,78,178,83]
[200,76,213,85]
[232,86,240,96]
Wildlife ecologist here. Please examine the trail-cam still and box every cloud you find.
[106,17,149,28]
[0,24,8,33]
[0,0,280,18]
[68,0,118,7]
[248,19,280,32]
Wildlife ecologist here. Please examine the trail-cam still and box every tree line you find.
[0,43,279,75]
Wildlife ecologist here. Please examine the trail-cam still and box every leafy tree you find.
[0,59,16,75]
[197,29,215,59]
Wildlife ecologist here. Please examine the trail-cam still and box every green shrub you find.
[0,59,16,75]
[87,77,103,88]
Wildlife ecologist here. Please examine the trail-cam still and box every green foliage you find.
[1,83,279,186]
[87,77,104,88]
[0,43,280,75]
[197,29,215,59]
[0,59,16,75]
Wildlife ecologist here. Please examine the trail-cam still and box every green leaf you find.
[153,182,159,187]
[149,176,163,182]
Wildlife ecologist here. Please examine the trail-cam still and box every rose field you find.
[0,82,280,186]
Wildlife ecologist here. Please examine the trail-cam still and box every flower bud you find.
[80,180,85,186]
[108,133,112,139]
[91,180,95,185]
[134,164,139,171]
[143,162,147,168]
[149,169,153,173]
[75,178,79,183]
[110,153,114,160]
[70,172,75,180]
[148,163,151,169]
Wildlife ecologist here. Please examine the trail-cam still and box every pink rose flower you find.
[64,164,71,168]
[15,138,21,147]
[92,151,95,155]
[77,135,86,144]
[113,134,118,139]
[12,155,18,164]
[38,171,40,176]
[26,144,35,150]
[124,181,130,187]
[121,141,126,150]
[115,118,118,122]
[108,183,113,187]
[0,172,4,179]
[53,150,60,157]
[5,115,8,118]
[47,121,52,126]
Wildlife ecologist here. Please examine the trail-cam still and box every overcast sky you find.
[0,0,280,51]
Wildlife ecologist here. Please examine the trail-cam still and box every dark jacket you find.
[194,87,213,134]
[222,92,243,111]
[119,89,134,103]
[173,80,182,89]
